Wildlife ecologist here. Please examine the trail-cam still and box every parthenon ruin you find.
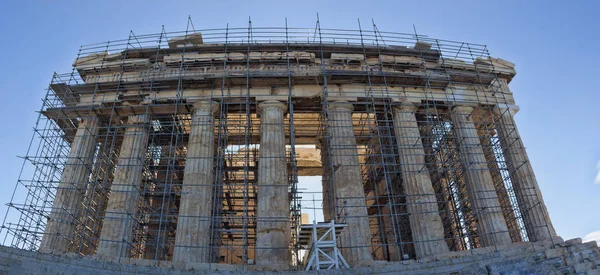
[1,22,598,274]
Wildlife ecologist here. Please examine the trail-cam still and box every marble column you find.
[420,122,464,251]
[450,106,511,246]
[327,101,373,267]
[476,124,522,243]
[318,137,334,222]
[173,100,219,263]
[392,103,449,258]
[79,140,120,256]
[97,114,149,259]
[255,100,291,266]
[493,106,556,242]
[40,115,99,254]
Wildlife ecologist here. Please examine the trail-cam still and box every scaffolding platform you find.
[299,220,349,271]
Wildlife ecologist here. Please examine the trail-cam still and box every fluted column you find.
[327,101,373,267]
[476,124,522,243]
[318,137,334,222]
[450,106,511,246]
[173,100,219,263]
[392,103,449,258]
[40,116,99,254]
[420,122,464,251]
[493,106,556,242]
[255,101,291,266]
[79,140,121,256]
[97,114,149,259]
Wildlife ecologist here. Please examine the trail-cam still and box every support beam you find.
[173,100,219,263]
[493,106,556,242]
[40,116,99,254]
[97,115,149,259]
[392,103,449,258]
[327,101,373,267]
[255,100,291,266]
[450,106,511,246]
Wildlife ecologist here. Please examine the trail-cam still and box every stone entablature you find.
[64,42,515,105]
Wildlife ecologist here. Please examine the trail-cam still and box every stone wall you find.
[1,238,598,274]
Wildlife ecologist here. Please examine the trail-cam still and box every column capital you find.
[257,100,287,113]
[393,102,418,113]
[451,105,474,114]
[327,100,354,112]
[192,100,219,114]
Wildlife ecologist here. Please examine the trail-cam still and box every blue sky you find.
[0,0,598,243]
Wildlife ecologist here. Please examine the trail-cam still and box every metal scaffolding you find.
[0,17,555,269]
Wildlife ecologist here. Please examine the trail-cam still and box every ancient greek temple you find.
[0,22,571,273]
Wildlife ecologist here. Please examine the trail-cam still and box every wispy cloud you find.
[596,161,600,184]
[583,230,600,243]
